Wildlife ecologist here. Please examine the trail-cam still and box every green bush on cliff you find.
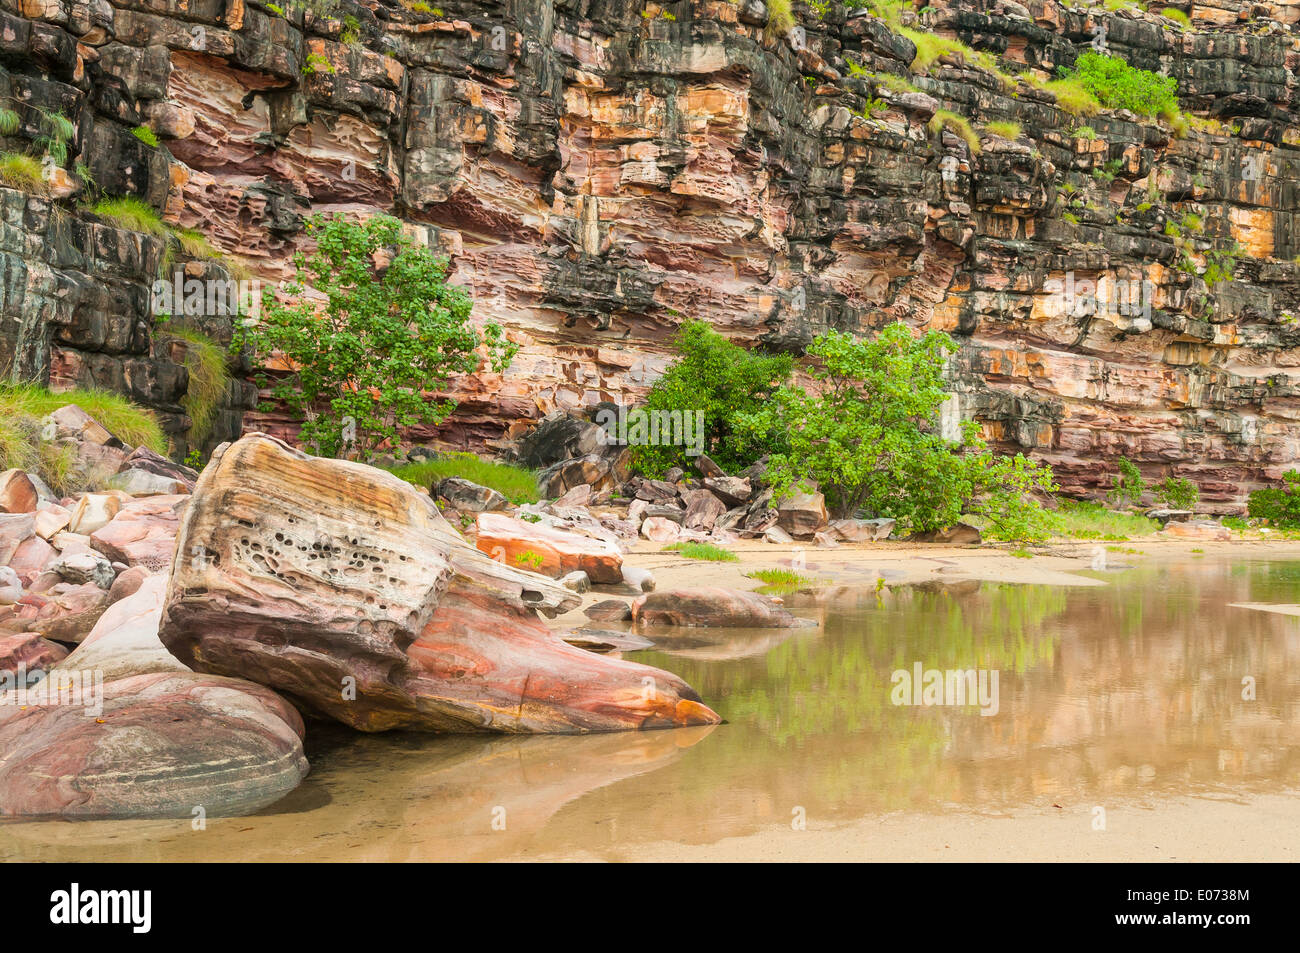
[1108,456,1146,507]
[631,320,793,477]
[1063,51,1179,120]
[1247,471,1300,528]
[245,212,516,460]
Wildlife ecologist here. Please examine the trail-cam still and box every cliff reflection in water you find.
[1,557,1296,861]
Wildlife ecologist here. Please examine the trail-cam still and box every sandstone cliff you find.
[1,0,1299,507]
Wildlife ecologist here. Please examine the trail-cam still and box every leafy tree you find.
[632,320,792,476]
[1108,456,1146,507]
[738,323,1054,536]
[1154,475,1198,510]
[246,213,515,459]
[1247,470,1300,528]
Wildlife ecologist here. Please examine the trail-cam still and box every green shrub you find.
[737,323,1054,535]
[160,327,229,446]
[1064,51,1179,120]
[1247,470,1300,528]
[632,320,792,477]
[663,542,738,562]
[246,213,515,460]
[1154,475,1198,509]
[1107,456,1146,507]
[767,0,795,36]
[389,453,540,504]
[132,125,160,148]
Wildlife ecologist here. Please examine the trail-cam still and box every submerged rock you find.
[159,434,718,733]
[0,671,308,819]
[632,588,813,628]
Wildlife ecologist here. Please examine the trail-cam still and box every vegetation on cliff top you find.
[389,453,540,504]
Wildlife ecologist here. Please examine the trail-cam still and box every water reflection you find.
[1,557,1296,861]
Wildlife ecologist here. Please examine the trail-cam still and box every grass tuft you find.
[663,541,739,561]
[160,327,229,446]
[389,453,540,504]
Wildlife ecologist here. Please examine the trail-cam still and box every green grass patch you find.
[0,153,46,193]
[929,109,981,152]
[1064,51,1179,120]
[90,197,167,237]
[1053,499,1159,540]
[746,568,814,587]
[0,384,167,494]
[983,120,1023,140]
[663,542,739,562]
[160,327,229,446]
[132,125,160,148]
[389,452,540,504]
[1160,7,1191,28]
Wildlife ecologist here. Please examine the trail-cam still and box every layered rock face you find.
[4,0,1300,505]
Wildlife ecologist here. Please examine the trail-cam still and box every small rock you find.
[584,599,633,622]
[695,454,726,478]
[68,493,121,536]
[703,476,752,507]
[632,588,813,628]
[640,516,682,542]
[829,517,896,542]
[776,491,828,538]
[561,628,654,653]
[621,566,656,592]
[433,477,508,513]
[107,468,188,497]
[553,483,593,508]
[32,503,72,540]
[763,525,795,544]
[108,565,152,603]
[910,522,983,544]
[0,567,22,605]
[682,489,727,532]
[663,467,685,484]
[559,570,591,593]
[50,551,116,589]
[0,470,38,514]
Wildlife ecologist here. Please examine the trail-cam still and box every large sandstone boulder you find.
[159,434,718,734]
[0,672,308,818]
[631,588,813,628]
[475,511,623,584]
[776,490,829,538]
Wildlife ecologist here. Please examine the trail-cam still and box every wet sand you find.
[587,794,1300,863]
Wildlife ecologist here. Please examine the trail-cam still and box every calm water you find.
[3,556,1298,861]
